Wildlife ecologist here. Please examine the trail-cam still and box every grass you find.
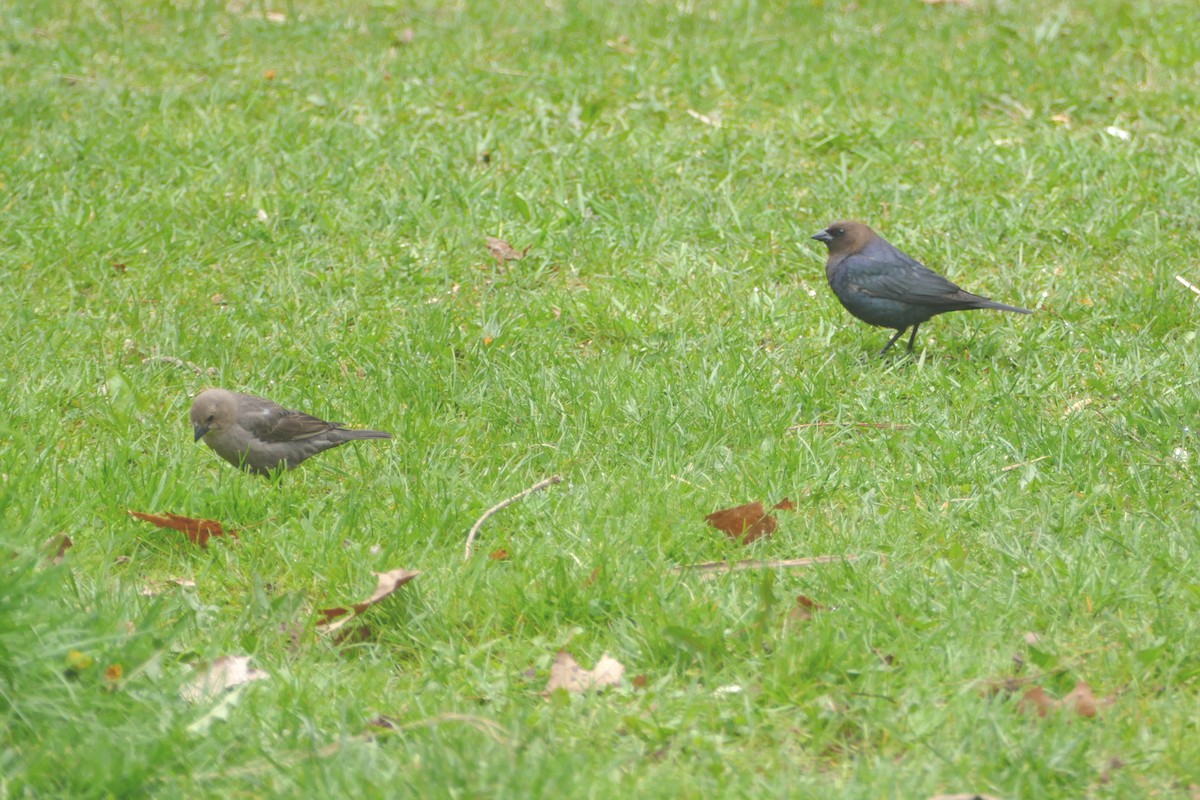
[2,0,1199,796]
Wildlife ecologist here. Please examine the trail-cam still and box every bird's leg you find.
[879,328,907,356]
[905,323,920,352]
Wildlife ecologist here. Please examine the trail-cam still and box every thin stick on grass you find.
[671,554,858,575]
[464,475,563,560]
[1001,455,1050,472]
[788,421,909,431]
[1175,275,1200,297]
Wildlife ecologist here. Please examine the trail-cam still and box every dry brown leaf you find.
[1062,681,1098,718]
[488,548,510,561]
[128,511,236,548]
[786,594,826,625]
[180,655,268,703]
[317,568,420,633]
[486,236,530,265]
[545,650,625,694]
[41,533,73,566]
[632,674,648,689]
[1018,686,1056,717]
[705,501,777,544]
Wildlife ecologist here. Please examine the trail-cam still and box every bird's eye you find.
[205,414,215,423]
[835,227,845,237]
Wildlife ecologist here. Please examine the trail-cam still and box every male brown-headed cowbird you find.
[189,388,391,476]
[812,220,1033,355]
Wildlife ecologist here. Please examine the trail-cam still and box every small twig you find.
[464,476,563,560]
[671,554,858,576]
[788,421,910,431]
[1001,455,1050,473]
[1175,275,1200,297]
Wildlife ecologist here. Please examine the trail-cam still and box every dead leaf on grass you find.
[128,511,236,548]
[180,655,269,703]
[317,568,420,633]
[1062,681,1099,718]
[786,594,827,625]
[140,578,197,596]
[928,795,1001,800]
[705,499,792,544]
[41,533,73,566]
[1018,685,1056,718]
[545,650,625,694]
[486,236,530,265]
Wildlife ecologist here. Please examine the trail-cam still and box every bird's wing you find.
[842,251,967,305]
[239,398,340,442]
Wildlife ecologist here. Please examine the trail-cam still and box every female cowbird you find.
[812,220,1032,355]
[189,388,391,476]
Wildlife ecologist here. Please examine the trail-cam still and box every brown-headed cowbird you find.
[189,388,391,476]
[812,220,1033,355]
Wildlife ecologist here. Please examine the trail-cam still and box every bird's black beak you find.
[193,424,209,442]
[811,230,833,243]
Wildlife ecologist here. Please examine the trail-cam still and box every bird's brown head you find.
[811,220,878,256]
[190,389,238,442]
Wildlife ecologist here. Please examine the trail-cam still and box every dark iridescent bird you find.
[812,220,1033,355]
[189,388,391,476]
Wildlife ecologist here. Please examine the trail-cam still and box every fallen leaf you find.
[181,655,268,703]
[545,650,625,694]
[786,594,826,625]
[486,236,530,265]
[927,795,1001,800]
[632,674,648,689]
[210,293,227,306]
[489,548,510,561]
[367,715,397,730]
[110,262,127,273]
[41,533,73,566]
[317,568,420,633]
[704,501,776,544]
[140,578,197,596]
[104,664,123,684]
[1018,685,1056,717]
[1062,681,1098,718]
[921,0,973,6]
[128,511,236,548]
[264,69,276,80]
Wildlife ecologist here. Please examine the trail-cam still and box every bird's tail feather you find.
[339,429,392,440]
[977,299,1034,315]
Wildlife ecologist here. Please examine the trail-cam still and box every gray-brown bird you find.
[189,388,391,476]
[812,220,1033,355]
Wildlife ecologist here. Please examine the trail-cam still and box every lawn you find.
[2,0,1199,796]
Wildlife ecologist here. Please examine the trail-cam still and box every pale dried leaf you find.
[545,650,625,694]
[318,568,420,633]
[486,236,529,264]
[181,655,268,703]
